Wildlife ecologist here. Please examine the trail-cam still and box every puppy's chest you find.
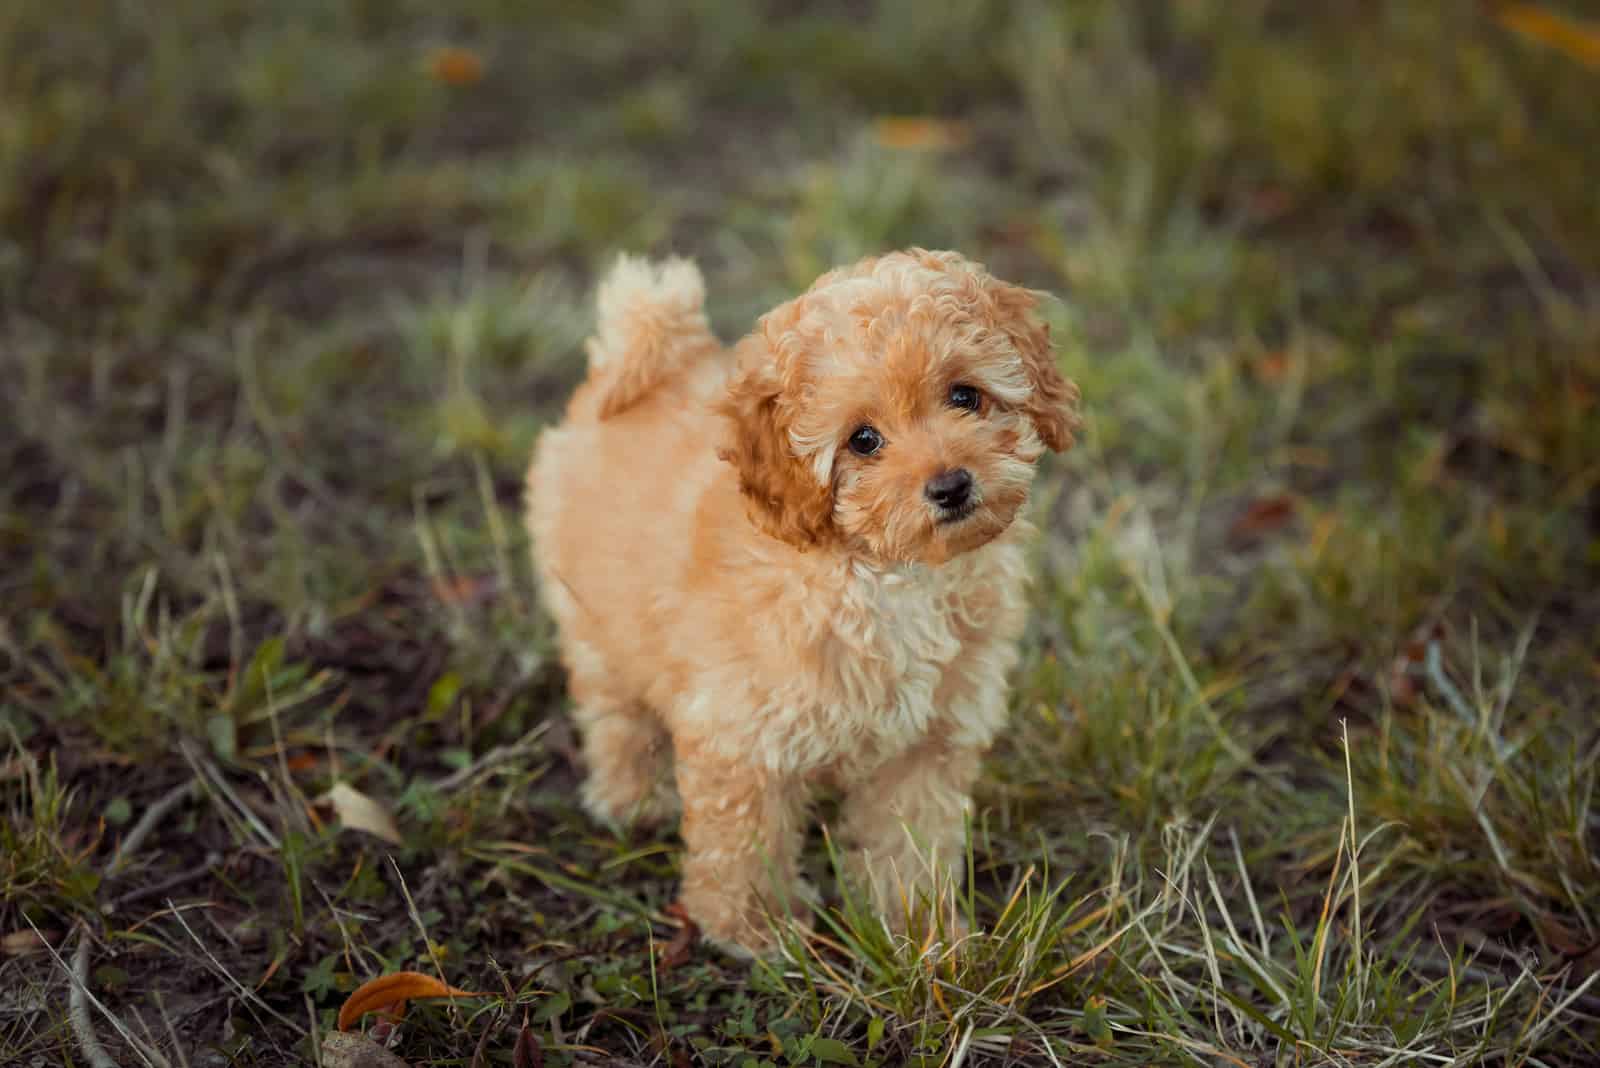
[833,565,972,685]
[782,559,996,764]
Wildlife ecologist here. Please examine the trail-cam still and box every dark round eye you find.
[847,425,884,456]
[948,383,982,412]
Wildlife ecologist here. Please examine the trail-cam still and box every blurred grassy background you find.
[2,2,1597,1065]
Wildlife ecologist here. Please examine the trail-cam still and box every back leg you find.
[567,666,678,830]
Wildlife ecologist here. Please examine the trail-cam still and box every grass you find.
[2,0,1598,1064]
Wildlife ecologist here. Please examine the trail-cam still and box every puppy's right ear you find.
[716,340,835,550]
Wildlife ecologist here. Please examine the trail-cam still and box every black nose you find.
[925,468,974,511]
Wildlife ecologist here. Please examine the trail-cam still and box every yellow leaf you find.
[322,782,403,846]
[337,971,487,1032]
[872,116,972,151]
[1495,3,1600,69]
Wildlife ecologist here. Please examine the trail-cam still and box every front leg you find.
[838,737,982,933]
[838,632,1014,933]
[674,742,808,956]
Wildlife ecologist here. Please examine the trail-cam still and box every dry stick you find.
[113,853,223,909]
[69,931,121,1068]
[66,777,200,1068]
[16,914,166,1068]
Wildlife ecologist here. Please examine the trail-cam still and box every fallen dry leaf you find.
[426,46,485,86]
[872,116,972,151]
[513,1024,544,1068]
[658,902,700,970]
[2,929,55,956]
[321,782,403,846]
[1494,2,1600,69]
[1229,495,1297,541]
[320,1030,409,1068]
[338,971,487,1032]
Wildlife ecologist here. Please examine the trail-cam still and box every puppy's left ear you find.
[986,282,1081,453]
[715,338,836,549]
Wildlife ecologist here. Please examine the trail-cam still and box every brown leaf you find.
[1229,495,1297,540]
[513,1025,544,1068]
[658,902,700,970]
[338,971,487,1032]
[320,1030,409,1068]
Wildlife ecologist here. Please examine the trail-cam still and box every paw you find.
[580,774,680,833]
[843,860,969,944]
[678,885,814,961]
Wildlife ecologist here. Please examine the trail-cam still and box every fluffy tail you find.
[581,254,720,419]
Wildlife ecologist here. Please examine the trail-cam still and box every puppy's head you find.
[718,249,1079,565]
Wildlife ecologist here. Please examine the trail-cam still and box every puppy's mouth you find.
[935,500,979,526]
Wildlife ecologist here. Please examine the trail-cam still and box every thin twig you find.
[110,779,199,873]
[433,721,553,792]
[113,853,222,909]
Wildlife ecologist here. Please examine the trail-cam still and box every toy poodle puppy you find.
[525,248,1079,954]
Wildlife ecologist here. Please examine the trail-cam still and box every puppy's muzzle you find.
[925,468,975,520]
